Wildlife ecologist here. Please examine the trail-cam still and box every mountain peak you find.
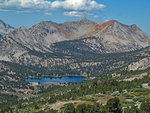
[131,24,142,31]
[15,26,28,32]
[0,19,4,23]
[0,19,14,37]
[107,20,117,23]
[0,20,14,29]
[80,18,91,22]
[39,20,57,24]
[104,20,119,25]
[10,26,28,36]
[79,18,95,24]
[19,26,27,30]
[84,20,119,36]
[0,19,6,24]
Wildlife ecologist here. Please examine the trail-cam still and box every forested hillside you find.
[1,66,150,113]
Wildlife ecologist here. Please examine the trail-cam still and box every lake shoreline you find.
[26,76,86,85]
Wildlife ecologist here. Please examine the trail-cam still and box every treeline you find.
[47,75,150,104]
[2,43,149,78]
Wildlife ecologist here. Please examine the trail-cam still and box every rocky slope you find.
[0,20,14,37]
[0,19,150,67]
[128,57,150,71]
[0,19,149,63]
[52,20,150,55]
[0,19,96,61]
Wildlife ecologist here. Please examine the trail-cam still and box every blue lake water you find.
[26,76,85,84]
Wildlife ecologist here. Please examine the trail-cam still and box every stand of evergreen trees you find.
[63,98,150,113]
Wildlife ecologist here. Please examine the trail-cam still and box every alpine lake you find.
[26,76,86,85]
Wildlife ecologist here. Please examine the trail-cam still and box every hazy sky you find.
[0,0,150,35]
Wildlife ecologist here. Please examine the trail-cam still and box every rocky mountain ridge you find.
[0,19,150,63]
[0,20,14,37]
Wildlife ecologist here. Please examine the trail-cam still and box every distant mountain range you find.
[0,19,150,95]
[0,20,14,37]
[0,18,150,62]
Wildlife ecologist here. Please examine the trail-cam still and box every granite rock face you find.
[0,20,14,37]
[128,57,150,71]
[51,20,150,54]
[0,19,150,63]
